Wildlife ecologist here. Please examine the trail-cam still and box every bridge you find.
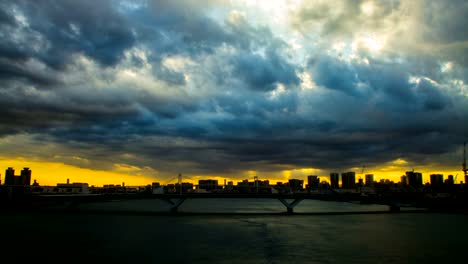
[21,191,409,214]
[151,192,404,214]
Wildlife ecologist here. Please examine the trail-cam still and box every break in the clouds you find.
[0,0,467,180]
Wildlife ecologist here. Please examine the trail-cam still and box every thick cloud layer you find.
[0,0,467,180]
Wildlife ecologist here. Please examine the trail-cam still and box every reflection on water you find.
[1,199,465,263]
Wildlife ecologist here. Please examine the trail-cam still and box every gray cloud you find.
[0,0,467,180]
[231,49,300,91]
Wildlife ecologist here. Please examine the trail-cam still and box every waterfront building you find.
[56,182,89,194]
[307,175,319,190]
[341,172,356,189]
[330,173,339,189]
[365,174,374,187]
[406,171,423,189]
[4,167,15,185]
[3,167,31,186]
[430,174,444,187]
[288,179,304,192]
[198,179,219,192]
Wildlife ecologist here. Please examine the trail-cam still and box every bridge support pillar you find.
[279,198,304,214]
[163,198,186,214]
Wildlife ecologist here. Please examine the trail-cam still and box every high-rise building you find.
[341,172,356,189]
[430,174,443,187]
[401,175,408,185]
[20,167,31,186]
[288,179,304,192]
[365,174,374,187]
[445,175,454,185]
[4,167,15,185]
[406,171,423,189]
[307,175,319,190]
[330,173,339,189]
[198,179,219,192]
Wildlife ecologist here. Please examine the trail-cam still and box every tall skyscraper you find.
[365,174,374,187]
[401,175,408,185]
[330,173,339,189]
[288,179,304,192]
[4,167,15,185]
[20,167,31,186]
[430,174,443,187]
[406,171,423,189]
[341,172,356,189]
[307,175,319,190]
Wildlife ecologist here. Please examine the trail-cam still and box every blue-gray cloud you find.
[0,0,467,177]
[1,0,135,69]
[232,49,300,91]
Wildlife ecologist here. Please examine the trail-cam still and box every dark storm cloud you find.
[129,2,299,89]
[0,0,467,178]
[231,49,300,91]
[309,54,452,112]
[414,78,450,111]
[130,3,231,56]
[309,56,359,96]
[0,59,60,86]
[8,0,135,68]
[0,3,14,25]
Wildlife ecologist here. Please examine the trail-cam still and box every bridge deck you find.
[27,192,402,214]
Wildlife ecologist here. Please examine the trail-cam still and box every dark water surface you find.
[1,199,466,263]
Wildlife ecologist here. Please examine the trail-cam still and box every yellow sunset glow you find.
[0,156,464,186]
[0,157,156,186]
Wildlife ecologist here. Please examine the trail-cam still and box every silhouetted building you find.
[237,179,270,193]
[56,182,89,193]
[32,179,39,187]
[358,178,364,187]
[430,174,444,187]
[406,171,423,189]
[288,179,304,192]
[445,175,454,185]
[401,175,408,185]
[4,167,31,186]
[225,181,234,191]
[198,179,219,192]
[307,175,319,190]
[151,182,161,193]
[175,182,193,193]
[341,172,356,189]
[365,174,374,187]
[4,167,15,185]
[20,168,31,186]
[330,173,339,189]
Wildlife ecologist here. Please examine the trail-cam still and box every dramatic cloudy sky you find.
[0,0,467,185]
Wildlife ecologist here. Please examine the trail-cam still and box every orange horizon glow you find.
[0,157,465,187]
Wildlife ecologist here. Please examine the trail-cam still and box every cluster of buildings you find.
[162,178,307,194]
[2,167,31,186]
[1,167,466,196]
